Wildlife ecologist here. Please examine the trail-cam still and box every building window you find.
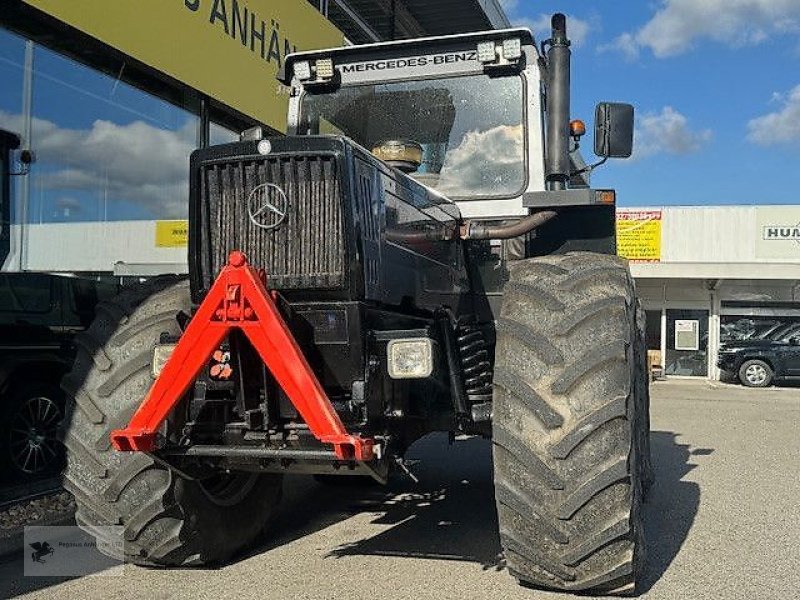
[210,122,239,146]
[665,309,709,377]
[27,44,198,223]
[721,315,800,343]
[645,310,661,351]
[0,28,24,121]
[0,28,25,225]
[0,26,202,226]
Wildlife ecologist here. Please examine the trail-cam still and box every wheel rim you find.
[8,396,63,474]
[745,364,767,385]
[199,472,259,507]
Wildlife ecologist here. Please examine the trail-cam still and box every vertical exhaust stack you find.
[545,13,571,191]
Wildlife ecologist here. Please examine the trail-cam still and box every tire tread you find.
[492,252,646,595]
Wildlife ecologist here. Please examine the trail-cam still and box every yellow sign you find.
[616,210,662,262]
[23,0,344,132]
[155,220,189,247]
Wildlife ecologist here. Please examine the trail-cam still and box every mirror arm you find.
[570,156,607,177]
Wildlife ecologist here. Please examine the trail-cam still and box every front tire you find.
[492,253,647,595]
[61,278,282,566]
[738,359,773,388]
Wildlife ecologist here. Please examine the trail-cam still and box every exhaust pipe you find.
[545,13,571,191]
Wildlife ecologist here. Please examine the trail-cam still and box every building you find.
[0,0,508,270]
[2,3,797,383]
[619,206,800,380]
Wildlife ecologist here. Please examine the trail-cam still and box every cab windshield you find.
[298,74,525,199]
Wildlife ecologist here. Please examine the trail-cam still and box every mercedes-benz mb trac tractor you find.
[63,15,653,595]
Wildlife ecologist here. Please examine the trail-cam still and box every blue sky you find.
[2,2,800,224]
[501,0,800,206]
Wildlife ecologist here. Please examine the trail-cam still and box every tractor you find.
[62,14,653,595]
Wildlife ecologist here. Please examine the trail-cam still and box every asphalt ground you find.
[2,380,798,599]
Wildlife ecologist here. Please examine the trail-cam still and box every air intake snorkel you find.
[459,15,571,242]
[544,13,571,191]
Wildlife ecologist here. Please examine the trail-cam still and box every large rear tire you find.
[61,278,282,566]
[492,252,647,595]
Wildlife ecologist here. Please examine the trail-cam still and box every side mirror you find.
[594,102,634,159]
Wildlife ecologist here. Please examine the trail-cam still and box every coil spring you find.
[457,325,493,404]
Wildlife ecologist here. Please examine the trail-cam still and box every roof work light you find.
[294,58,335,83]
[477,38,523,68]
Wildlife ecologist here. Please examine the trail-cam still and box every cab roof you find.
[279,27,536,85]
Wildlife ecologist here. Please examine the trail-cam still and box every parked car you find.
[717,323,800,387]
[0,272,119,481]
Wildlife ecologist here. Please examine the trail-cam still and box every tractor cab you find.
[282,25,634,226]
[282,29,538,219]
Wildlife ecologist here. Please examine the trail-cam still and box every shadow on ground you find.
[1,429,707,597]
[246,434,502,568]
[638,431,705,594]
[247,430,706,594]
[0,553,77,598]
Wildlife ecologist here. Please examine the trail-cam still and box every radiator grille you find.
[200,155,346,290]
[356,169,379,290]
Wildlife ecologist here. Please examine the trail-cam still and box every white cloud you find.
[0,110,193,218]
[747,85,800,145]
[605,0,800,58]
[436,124,525,196]
[598,32,640,61]
[518,13,592,47]
[635,107,712,159]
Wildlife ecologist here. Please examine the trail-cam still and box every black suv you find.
[0,272,119,481]
[718,323,800,387]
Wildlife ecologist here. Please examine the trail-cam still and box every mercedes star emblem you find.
[247,183,288,231]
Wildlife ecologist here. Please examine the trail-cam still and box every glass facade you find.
[0,29,23,121]
[0,26,200,225]
[720,314,800,344]
[644,309,661,352]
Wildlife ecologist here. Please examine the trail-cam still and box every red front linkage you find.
[110,251,374,462]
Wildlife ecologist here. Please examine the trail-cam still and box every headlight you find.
[387,338,434,379]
